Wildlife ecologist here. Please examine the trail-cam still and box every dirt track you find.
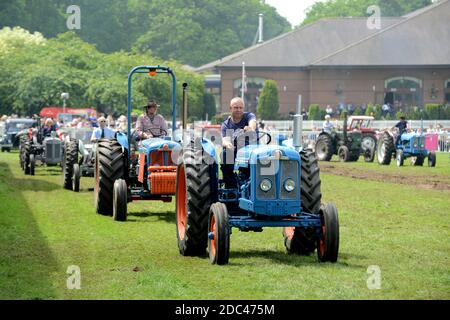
[319,162,450,191]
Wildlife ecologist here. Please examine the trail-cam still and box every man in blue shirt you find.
[90,116,115,142]
[220,97,257,189]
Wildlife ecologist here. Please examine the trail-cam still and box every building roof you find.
[195,0,450,72]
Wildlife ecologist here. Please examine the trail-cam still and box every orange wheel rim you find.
[210,214,216,258]
[177,165,187,240]
[319,225,326,256]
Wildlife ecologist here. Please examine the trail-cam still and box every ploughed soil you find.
[319,162,450,192]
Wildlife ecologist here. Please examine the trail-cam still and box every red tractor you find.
[347,115,377,162]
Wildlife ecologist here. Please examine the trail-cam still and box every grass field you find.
[0,151,449,300]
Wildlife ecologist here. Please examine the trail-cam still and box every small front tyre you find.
[30,154,35,176]
[112,179,128,221]
[317,203,339,263]
[208,202,230,265]
[72,163,81,192]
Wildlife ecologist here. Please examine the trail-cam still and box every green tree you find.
[301,0,432,26]
[257,80,279,120]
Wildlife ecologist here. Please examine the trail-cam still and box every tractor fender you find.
[201,138,217,160]
[116,132,129,150]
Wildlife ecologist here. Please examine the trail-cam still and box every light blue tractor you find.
[377,122,437,167]
[94,65,181,221]
[175,115,340,265]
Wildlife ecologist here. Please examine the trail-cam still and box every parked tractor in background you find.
[314,112,362,162]
[19,117,64,175]
[94,65,181,221]
[347,115,377,162]
[176,113,339,265]
[62,127,95,192]
[1,118,37,152]
[377,124,437,167]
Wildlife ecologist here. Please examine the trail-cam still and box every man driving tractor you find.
[220,97,257,189]
[136,100,168,139]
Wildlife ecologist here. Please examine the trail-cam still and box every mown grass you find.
[0,151,449,300]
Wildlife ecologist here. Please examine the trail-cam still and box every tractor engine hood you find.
[139,138,179,154]
[235,145,300,170]
[401,132,422,140]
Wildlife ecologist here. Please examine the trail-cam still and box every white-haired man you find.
[90,116,115,142]
[323,114,334,133]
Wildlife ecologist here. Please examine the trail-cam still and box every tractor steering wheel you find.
[145,127,167,138]
[232,128,272,146]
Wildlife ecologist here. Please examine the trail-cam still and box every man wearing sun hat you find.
[135,99,168,139]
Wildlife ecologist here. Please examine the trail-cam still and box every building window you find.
[384,77,423,111]
[233,77,266,114]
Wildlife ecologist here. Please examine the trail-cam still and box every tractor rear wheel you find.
[176,138,217,256]
[317,203,339,263]
[72,163,80,192]
[113,179,128,221]
[396,149,404,167]
[95,139,125,216]
[208,202,230,265]
[63,139,79,190]
[283,149,321,255]
[428,152,436,167]
[315,134,334,161]
[24,141,31,175]
[377,132,395,165]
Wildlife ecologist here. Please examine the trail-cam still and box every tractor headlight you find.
[284,179,295,192]
[260,179,272,192]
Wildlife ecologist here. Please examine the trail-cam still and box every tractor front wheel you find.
[63,139,79,190]
[338,146,349,162]
[113,179,128,221]
[317,203,339,263]
[30,154,35,176]
[428,152,436,167]
[208,202,230,265]
[72,163,80,192]
[396,149,404,167]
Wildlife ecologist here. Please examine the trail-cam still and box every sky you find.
[265,0,322,26]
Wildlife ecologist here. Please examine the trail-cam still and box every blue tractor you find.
[94,65,181,221]
[175,115,339,265]
[377,126,436,167]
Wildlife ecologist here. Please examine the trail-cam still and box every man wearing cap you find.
[136,100,168,139]
[90,116,115,142]
[322,114,334,133]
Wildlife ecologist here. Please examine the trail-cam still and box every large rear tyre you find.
[94,139,126,216]
[63,139,79,190]
[315,133,334,161]
[176,138,217,256]
[208,202,230,265]
[317,203,339,263]
[113,179,128,221]
[377,132,395,165]
[72,163,80,192]
[283,149,321,255]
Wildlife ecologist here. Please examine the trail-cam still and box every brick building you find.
[196,0,450,117]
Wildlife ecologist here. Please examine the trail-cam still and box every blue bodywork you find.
[396,132,429,157]
[217,139,321,231]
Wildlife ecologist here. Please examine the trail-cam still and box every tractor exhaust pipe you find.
[182,83,188,130]
[293,95,303,151]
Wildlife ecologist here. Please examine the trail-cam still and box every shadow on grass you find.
[127,210,176,224]
[230,249,362,269]
[0,161,59,299]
